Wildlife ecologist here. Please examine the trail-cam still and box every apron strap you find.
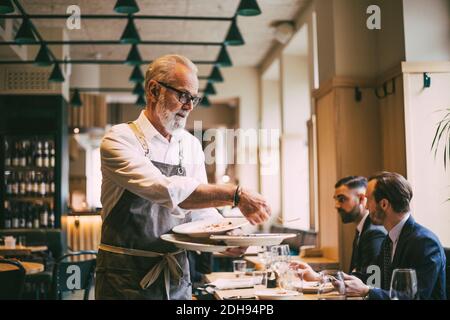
[99,243,185,300]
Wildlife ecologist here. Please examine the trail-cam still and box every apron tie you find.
[99,243,185,300]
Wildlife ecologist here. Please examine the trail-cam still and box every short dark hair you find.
[368,171,413,213]
[335,176,368,190]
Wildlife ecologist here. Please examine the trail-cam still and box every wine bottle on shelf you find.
[4,140,11,167]
[5,172,13,195]
[19,172,27,196]
[19,141,27,167]
[44,172,50,195]
[35,141,43,167]
[50,140,56,168]
[49,171,55,195]
[49,205,55,228]
[32,171,39,196]
[33,206,40,229]
[11,203,19,229]
[11,172,19,196]
[26,140,34,167]
[43,141,50,167]
[19,204,26,229]
[38,172,46,197]
[4,201,12,229]
[40,204,48,228]
[12,141,20,167]
[26,204,33,229]
[26,171,33,196]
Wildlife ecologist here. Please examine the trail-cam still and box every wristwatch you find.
[233,186,241,207]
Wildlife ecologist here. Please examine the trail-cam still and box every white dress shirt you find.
[355,212,370,245]
[388,212,411,261]
[100,110,222,221]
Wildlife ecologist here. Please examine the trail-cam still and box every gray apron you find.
[95,122,192,300]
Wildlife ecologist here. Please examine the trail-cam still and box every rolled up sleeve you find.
[101,127,200,211]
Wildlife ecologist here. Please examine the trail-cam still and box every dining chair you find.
[0,259,26,299]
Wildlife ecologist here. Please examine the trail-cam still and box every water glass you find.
[390,268,418,300]
[252,270,268,289]
[233,260,247,278]
[317,270,346,300]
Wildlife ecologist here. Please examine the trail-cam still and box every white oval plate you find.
[172,218,249,238]
[254,289,299,300]
[160,233,237,253]
[210,233,297,246]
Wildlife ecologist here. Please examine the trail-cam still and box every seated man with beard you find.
[292,176,386,282]
[334,176,387,275]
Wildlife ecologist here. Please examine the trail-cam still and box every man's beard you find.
[370,203,386,225]
[338,206,360,224]
[157,96,188,133]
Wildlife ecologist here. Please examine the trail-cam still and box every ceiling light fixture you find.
[136,94,146,107]
[114,0,139,14]
[132,82,145,95]
[15,19,36,44]
[120,17,140,44]
[200,96,211,107]
[125,44,142,65]
[208,66,224,83]
[0,0,14,14]
[129,65,144,82]
[34,44,52,66]
[48,63,65,82]
[216,46,232,67]
[237,0,261,16]
[224,19,244,46]
[71,89,83,107]
[204,83,216,95]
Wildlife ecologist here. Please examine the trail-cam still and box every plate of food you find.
[254,289,299,300]
[172,218,249,238]
[210,233,296,246]
[160,233,237,253]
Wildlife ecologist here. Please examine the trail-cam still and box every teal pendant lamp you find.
[204,83,216,95]
[237,0,261,16]
[0,0,14,14]
[225,19,244,46]
[48,63,65,82]
[216,46,232,67]
[132,82,145,95]
[129,65,144,82]
[125,44,142,65]
[208,66,223,83]
[200,96,211,107]
[15,19,36,44]
[71,89,83,107]
[114,0,139,14]
[136,94,146,107]
[120,18,140,44]
[34,45,52,66]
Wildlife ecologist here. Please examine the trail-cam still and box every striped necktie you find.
[383,236,393,290]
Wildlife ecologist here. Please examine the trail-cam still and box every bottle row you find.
[5,170,55,197]
[2,200,56,229]
[4,138,55,168]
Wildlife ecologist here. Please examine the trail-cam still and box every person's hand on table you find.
[289,261,321,281]
[342,273,370,297]
[238,188,271,225]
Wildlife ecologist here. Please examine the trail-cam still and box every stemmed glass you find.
[389,268,418,300]
[317,270,346,300]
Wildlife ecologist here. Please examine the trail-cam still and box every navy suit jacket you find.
[349,216,386,274]
[368,216,447,300]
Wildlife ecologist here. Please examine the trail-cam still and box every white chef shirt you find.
[100,110,222,221]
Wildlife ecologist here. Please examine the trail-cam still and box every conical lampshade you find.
[237,0,261,16]
[132,82,145,95]
[0,0,14,14]
[200,96,211,107]
[204,83,216,95]
[125,44,142,65]
[120,18,140,44]
[208,66,223,83]
[114,0,139,14]
[48,63,65,82]
[129,65,144,82]
[216,46,232,67]
[34,45,52,66]
[136,94,146,107]
[71,89,82,107]
[15,19,36,44]
[225,19,244,46]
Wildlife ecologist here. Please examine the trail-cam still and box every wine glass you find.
[389,268,418,300]
[317,270,346,300]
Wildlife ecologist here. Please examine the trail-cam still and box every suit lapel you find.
[391,215,415,267]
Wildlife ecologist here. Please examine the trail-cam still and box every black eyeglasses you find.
[157,81,202,107]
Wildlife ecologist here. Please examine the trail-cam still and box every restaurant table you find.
[203,272,362,300]
[245,255,340,271]
[0,261,45,275]
[0,245,48,256]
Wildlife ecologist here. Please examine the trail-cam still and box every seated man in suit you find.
[343,171,447,300]
[334,176,386,275]
[290,176,386,282]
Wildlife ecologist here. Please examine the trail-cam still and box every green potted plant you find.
[431,108,450,201]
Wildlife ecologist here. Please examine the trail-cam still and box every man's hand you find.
[221,247,248,257]
[289,261,320,281]
[343,273,370,297]
[238,188,271,225]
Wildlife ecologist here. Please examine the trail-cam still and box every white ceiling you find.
[21,0,310,69]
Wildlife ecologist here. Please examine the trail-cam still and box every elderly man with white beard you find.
[95,54,271,300]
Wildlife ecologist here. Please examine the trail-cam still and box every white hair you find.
[144,54,198,92]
